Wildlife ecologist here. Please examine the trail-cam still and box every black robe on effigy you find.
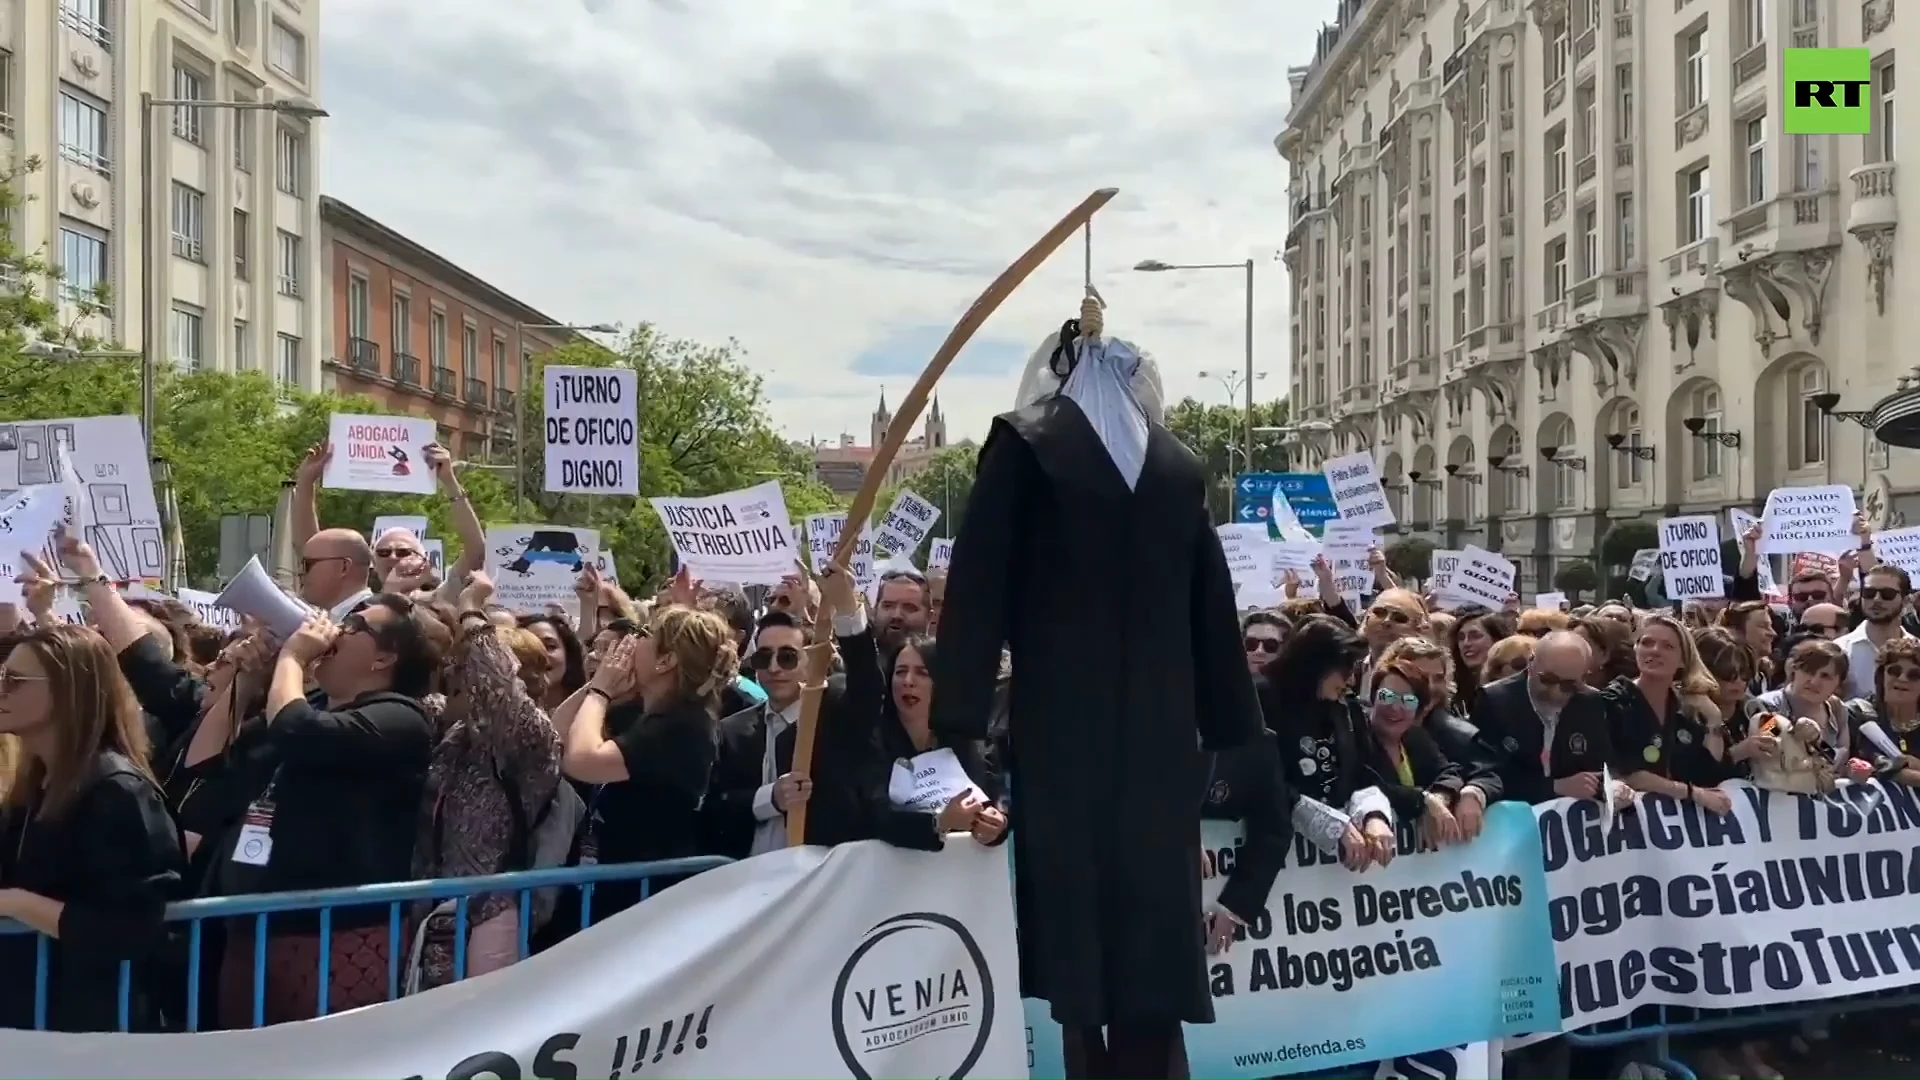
[930,394,1263,1028]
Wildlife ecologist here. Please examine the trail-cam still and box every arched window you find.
[1691,386,1724,481]
[1792,364,1827,468]
[1553,417,1577,508]
[1612,405,1644,488]
[1499,429,1525,513]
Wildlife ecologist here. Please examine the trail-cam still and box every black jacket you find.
[206,691,432,930]
[1469,671,1619,804]
[0,752,185,1032]
[1424,707,1506,802]
[1200,732,1297,924]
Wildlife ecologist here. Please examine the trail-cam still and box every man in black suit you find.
[1469,630,1623,804]
[700,609,874,855]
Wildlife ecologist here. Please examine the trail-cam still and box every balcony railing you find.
[348,336,379,372]
[393,352,421,385]
[494,387,516,414]
[431,365,456,397]
[464,376,487,405]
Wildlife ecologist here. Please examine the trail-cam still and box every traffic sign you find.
[1233,472,1339,535]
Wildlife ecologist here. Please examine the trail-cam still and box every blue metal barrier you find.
[0,856,731,1034]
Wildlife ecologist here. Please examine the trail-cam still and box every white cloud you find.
[319,0,1315,446]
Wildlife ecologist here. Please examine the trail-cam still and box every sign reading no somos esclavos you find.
[544,366,639,496]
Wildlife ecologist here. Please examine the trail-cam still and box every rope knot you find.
[1079,286,1105,342]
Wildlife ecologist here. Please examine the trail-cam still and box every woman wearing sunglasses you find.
[1359,658,1489,851]
[0,622,184,1033]
[1844,637,1920,785]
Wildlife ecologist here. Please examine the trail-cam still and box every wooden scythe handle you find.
[785,187,1120,845]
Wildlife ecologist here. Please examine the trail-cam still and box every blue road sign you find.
[1233,472,1339,535]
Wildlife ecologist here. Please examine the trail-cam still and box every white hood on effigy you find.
[1012,330,1163,489]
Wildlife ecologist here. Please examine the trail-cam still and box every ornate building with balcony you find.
[318,197,575,465]
[1277,0,1910,592]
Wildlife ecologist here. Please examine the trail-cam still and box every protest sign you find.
[1216,524,1270,589]
[1026,805,1558,1078]
[1658,515,1724,600]
[887,748,989,813]
[0,487,68,607]
[872,488,941,558]
[803,512,843,573]
[485,525,606,615]
[1628,548,1660,583]
[178,587,241,631]
[1873,525,1920,575]
[0,416,163,582]
[1728,507,1783,598]
[1323,526,1374,609]
[0,843,1027,1080]
[1538,780,1920,1030]
[1271,540,1322,578]
[543,366,639,496]
[651,482,798,586]
[324,414,437,495]
[1427,549,1466,605]
[929,537,954,570]
[1534,591,1568,611]
[422,539,445,576]
[1323,451,1397,531]
[1449,546,1514,609]
[372,515,429,543]
[1758,484,1857,555]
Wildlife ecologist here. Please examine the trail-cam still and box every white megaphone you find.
[215,555,313,639]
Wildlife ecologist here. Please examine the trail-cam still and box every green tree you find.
[515,325,841,588]
[1599,520,1658,571]
[1,157,121,399]
[1162,397,1292,522]
[1553,558,1600,600]
[1385,536,1435,583]
[871,444,979,563]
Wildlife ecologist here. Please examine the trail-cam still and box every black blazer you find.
[1469,672,1617,805]
[1423,708,1506,803]
[700,627,880,854]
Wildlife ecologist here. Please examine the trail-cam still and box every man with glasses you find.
[1797,602,1848,639]
[1838,565,1915,699]
[1468,631,1621,805]
[298,529,376,621]
[1240,612,1288,676]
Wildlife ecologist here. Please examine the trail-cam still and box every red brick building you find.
[318,197,577,463]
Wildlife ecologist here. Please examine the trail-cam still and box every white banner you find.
[544,366,640,495]
[0,842,1025,1080]
[1541,779,1920,1032]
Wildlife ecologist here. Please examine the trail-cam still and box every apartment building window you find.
[1790,134,1822,191]
[1577,87,1596,156]
[1683,165,1712,244]
[58,0,111,49]
[277,333,302,388]
[461,323,479,374]
[1550,417,1577,509]
[347,275,371,340]
[1545,23,1567,84]
[171,303,204,369]
[1359,260,1372,314]
[1453,197,1467,256]
[1499,257,1514,320]
[493,337,509,387]
[1743,115,1767,205]
[275,229,301,296]
[1418,214,1432,269]
[1615,65,1634,141]
[233,97,254,171]
[1547,126,1568,194]
[1547,239,1568,300]
[230,0,258,50]
[1681,28,1709,109]
[170,183,205,261]
[1615,406,1645,487]
[1615,194,1636,267]
[430,310,448,368]
[1418,302,1432,354]
[1498,66,1514,113]
[170,64,206,144]
[234,320,250,369]
[1791,364,1829,467]
[233,209,250,279]
[275,126,304,196]
[57,220,108,302]
[58,86,111,175]
[1691,386,1725,480]
[1500,153,1515,213]
[1579,206,1599,279]
[1740,0,1767,48]
[1876,61,1896,161]
[1498,431,1525,512]
[392,294,413,355]
[0,51,12,138]
[268,19,307,81]
[1452,292,1467,340]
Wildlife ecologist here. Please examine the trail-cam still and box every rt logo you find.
[1784,47,1873,134]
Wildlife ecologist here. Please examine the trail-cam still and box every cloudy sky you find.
[319,0,1318,445]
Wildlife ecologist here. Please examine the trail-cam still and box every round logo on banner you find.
[833,912,995,1079]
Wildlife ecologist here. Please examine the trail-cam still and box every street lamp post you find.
[1197,368,1268,471]
[511,321,618,517]
[140,93,327,455]
[1134,258,1258,470]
